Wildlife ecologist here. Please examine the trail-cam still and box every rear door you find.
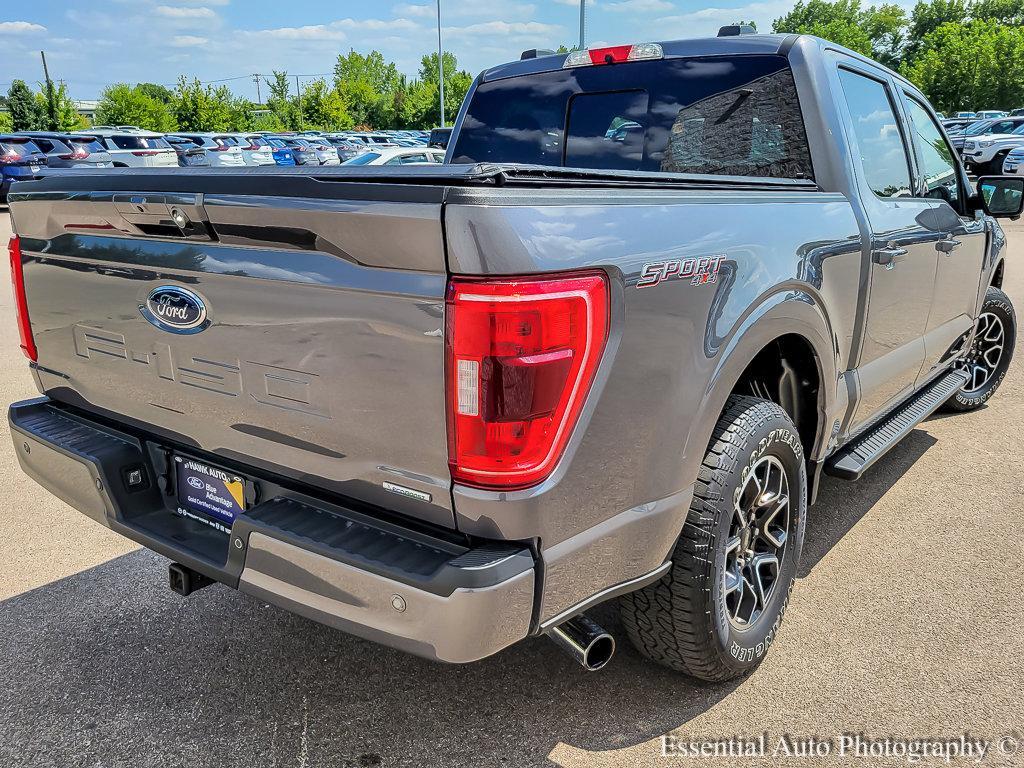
[834,65,941,430]
[899,92,987,380]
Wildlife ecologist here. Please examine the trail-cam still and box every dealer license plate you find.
[175,455,246,532]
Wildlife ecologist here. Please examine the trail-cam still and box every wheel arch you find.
[681,291,839,498]
[992,258,1005,289]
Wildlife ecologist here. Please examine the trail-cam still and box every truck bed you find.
[9,164,820,534]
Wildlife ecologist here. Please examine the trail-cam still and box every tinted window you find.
[0,139,42,156]
[108,135,169,150]
[837,69,911,198]
[565,90,648,170]
[452,54,813,180]
[963,120,994,136]
[68,137,104,153]
[345,152,381,165]
[904,97,961,210]
[989,119,1024,134]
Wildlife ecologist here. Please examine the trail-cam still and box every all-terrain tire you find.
[944,286,1016,412]
[620,396,807,681]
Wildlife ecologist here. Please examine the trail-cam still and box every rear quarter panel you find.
[444,186,862,621]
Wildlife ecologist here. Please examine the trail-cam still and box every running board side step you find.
[825,369,970,481]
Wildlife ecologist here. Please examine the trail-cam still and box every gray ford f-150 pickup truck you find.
[6,32,1022,681]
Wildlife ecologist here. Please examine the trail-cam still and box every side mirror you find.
[976,176,1024,218]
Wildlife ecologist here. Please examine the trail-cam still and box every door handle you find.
[936,238,962,254]
[872,246,909,269]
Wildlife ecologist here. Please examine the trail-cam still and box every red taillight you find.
[58,151,90,160]
[0,152,21,165]
[246,144,260,151]
[131,150,158,156]
[8,236,37,362]
[445,271,609,489]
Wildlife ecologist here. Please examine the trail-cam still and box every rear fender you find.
[680,288,839,484]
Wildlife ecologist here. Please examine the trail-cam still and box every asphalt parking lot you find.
[0,208,1021,768]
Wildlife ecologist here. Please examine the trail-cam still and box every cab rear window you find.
[451,54,814,180]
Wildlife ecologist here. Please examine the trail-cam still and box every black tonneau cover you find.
[9,162,819,202]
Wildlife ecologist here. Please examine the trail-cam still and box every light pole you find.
[579,0,586,49]
[436,0,445,127]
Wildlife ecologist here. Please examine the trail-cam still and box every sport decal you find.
[637,255,726,289]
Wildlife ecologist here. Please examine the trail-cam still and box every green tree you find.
[136,83,174,104]
[0,112,12,132]
[417,51,473,127]
[299,78,352,130]
[901,19,1024,111]
[333,49,403,127]
[171,77,216,131]
[34,82,84,131]
[95,83,175,131]
[7,80,43,131]
[265,71,300,130]
[772,0,906,65]
[905,0,969,60]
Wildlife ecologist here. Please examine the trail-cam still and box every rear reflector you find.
[446,271,609,490]
[563,42,663,68]
[8,236,37,362]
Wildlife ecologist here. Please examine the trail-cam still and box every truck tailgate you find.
[10,171,455,528]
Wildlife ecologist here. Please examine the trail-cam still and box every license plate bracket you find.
[174,455,247,532]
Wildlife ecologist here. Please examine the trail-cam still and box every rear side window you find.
[451,54,814,180]
[837,69,912,199]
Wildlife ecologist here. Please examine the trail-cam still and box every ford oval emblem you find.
[141,286,209,334]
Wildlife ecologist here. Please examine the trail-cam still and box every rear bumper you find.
[9,397,535,663]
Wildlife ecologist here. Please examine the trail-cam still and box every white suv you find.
[962,124,1024,174]
[90,130,178,168]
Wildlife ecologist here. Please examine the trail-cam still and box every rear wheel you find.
[945,286,1016,412]
[620,396,806,681]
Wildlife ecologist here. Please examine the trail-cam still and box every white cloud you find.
[444,20,562,39]
[392,3,436,18]
[154,6,217,19]
[395,2,536,19]
[0,21,47,34]
[171,35,208,46]
[656,0,790,35]
[243,17,419,43]
[605,0,674,11]
[247,24,347,41]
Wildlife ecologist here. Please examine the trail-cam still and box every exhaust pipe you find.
[547,614,616,671]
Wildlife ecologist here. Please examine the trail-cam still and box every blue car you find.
[0,135,48,203]
[260,136,296,166]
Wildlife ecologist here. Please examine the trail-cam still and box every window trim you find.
[901,90,969,215]
[836,64,915,202]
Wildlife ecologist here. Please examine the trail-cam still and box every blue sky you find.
[0,0,797,101]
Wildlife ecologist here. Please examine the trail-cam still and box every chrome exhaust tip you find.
[547,614,616,671]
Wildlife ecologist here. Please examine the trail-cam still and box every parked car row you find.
[939,114,1024,175]
[0,128,442,202]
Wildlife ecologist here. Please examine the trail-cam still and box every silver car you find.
[88,130,178,168]
[17,133,114,168]
[230,135,276,166]
[168,134,246,168]
[297,136,341,166]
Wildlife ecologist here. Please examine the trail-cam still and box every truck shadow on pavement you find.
[0,430,936,768]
